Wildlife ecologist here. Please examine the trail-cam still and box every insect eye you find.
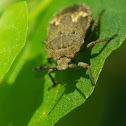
[72,30,75,34]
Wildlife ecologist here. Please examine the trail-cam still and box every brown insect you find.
[34,3,117,90]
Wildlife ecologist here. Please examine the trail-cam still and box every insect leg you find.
[80,34,118,52]
[48,69,57,90]
[47,57,52,64]
[43,40,47,44]
[77,62,97,87]
[68,62,97,87]
[85,9,105,41]
[33,65,57,90]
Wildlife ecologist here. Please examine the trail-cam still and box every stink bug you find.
[34,3,117,89]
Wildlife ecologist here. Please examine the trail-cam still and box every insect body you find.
[34,3,117,89]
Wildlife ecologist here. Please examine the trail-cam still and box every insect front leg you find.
[77,62,96,86]
[68,62,97,87]
[33,65,57,90]
[48,69,57,90]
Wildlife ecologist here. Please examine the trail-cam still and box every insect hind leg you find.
[85,9,105,42]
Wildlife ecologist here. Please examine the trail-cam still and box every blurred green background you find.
[0,0,126,126]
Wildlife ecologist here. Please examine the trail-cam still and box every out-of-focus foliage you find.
[0,2,28,80]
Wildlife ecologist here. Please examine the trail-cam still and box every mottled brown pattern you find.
[45,3,92,61]
[34,3,117,89]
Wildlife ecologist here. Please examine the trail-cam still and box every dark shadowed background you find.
[55,40,126,126]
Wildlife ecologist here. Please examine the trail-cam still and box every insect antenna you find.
[33,65,57,71]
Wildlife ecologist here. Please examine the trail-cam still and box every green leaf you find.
[0,2,28,80]
[27,0,126,126]
[0,0,126,126]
